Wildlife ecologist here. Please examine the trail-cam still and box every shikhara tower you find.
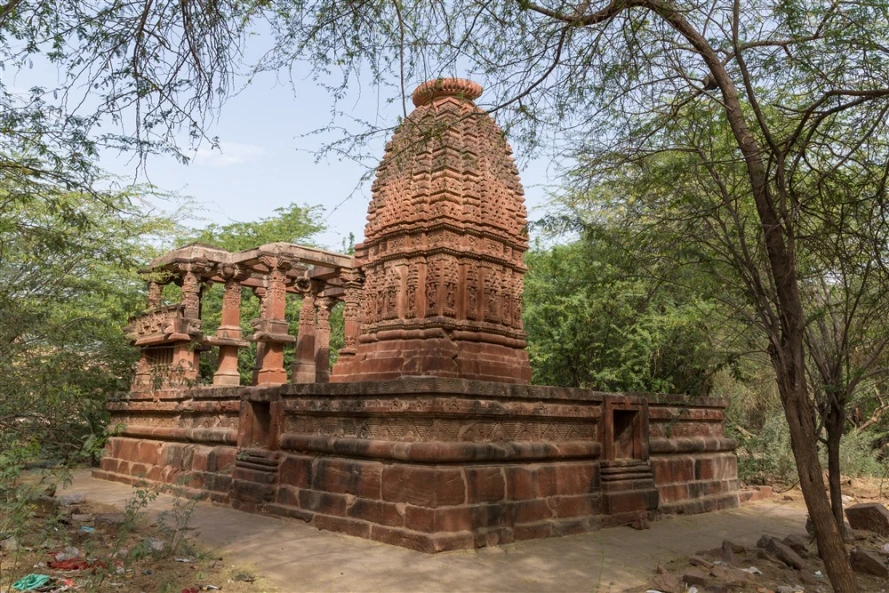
[332,78,533,383]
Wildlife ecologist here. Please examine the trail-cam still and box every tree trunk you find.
[826,404,847,532]
[775,355,857,591]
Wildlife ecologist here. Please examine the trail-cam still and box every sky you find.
[95,66,561,252]
[4,23,565,253]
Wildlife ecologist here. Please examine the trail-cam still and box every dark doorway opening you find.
[613,410,638,459]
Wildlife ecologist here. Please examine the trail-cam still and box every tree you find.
[561,132,889,537]
[524,224,732,395]
[0,185,180,463]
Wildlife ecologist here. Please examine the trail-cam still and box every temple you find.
[95,78,741,552]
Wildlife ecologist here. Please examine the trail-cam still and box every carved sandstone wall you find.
[97,379,739,552]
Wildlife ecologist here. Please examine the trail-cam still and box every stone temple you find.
[95,78,742,552]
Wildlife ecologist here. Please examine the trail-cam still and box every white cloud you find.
[192,141,266,167]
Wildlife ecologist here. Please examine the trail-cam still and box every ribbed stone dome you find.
[331,77,532,384]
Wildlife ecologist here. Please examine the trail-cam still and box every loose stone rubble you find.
[645,500,889,592]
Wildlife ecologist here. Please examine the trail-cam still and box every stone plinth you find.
[332,78,532,384]
[96,378,739,552]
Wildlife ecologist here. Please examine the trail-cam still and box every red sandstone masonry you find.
[97,380,739,552]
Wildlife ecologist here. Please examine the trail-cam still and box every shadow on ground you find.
[64,470,806,592]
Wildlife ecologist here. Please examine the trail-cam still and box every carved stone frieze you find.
[283,415,596,443]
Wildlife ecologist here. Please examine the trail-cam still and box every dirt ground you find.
[15,469,889,593]
[0,494,277,593]
[633,478,889,593]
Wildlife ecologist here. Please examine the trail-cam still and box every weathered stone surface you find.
[782,533,809,557]
[651,565,682,593]
[689,555,714,569]
[757,535,806,570]
[850,547,889,577]
[846,502,889,536]
[709,566,750,586]
[682,567,710,586]
[97,80,740,554]
[798,568,820,586]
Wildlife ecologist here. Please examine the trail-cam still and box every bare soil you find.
[630,478,889,593]
[0,498,277,593]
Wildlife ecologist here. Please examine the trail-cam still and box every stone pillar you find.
[147,281,164,309]
[170,262,209,383]
[250,286,267,386]
[339,270,363,357]
[253,256,295,385]
[212,265,249,386]
[291,280,319,383]
[314,296,335,383]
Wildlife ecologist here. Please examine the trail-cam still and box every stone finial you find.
[411,77,483,107]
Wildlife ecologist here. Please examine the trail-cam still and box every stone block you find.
[136,440,161,466]
[212,447,238,472]
[403,505,434,532]
[298,490,349,517]
[116,438,143,463]
[190,447,211,472]
[506,465,558,499]
[314,515,371,539]
[845,502,889,536]
[757,535,805,570]
[433,506,474,532]
[513,522,553,541]
[473,503,515,529]
[513,499,553,524]
[553,463,598,495]
[465,467,505,503]
[369,525,474,553]
[314,458,383,499]
[279,455,313,489]
[695,455,737,481]
[551,494,600,518]
[650,456,694,485]
[658,483,690,503]
[276,485,300,507]
[381,465,465,507]
[346,498,404,528]
[850,547,889,577]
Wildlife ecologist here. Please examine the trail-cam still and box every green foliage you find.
[189,203,326,252]
[830,430,886,480]
[734,412,798,485]
[524,228,730,396]
[0,187,180,464]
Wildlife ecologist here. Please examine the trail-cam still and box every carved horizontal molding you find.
[283,415,597,443]
[648,437,737,455]
[111,414,238,429]
[278,434,600,463]
[648,408,726,422]
[107,401,240,413]
[360,322,527,344]
[119,425,237,444]
[280,397,600,420]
